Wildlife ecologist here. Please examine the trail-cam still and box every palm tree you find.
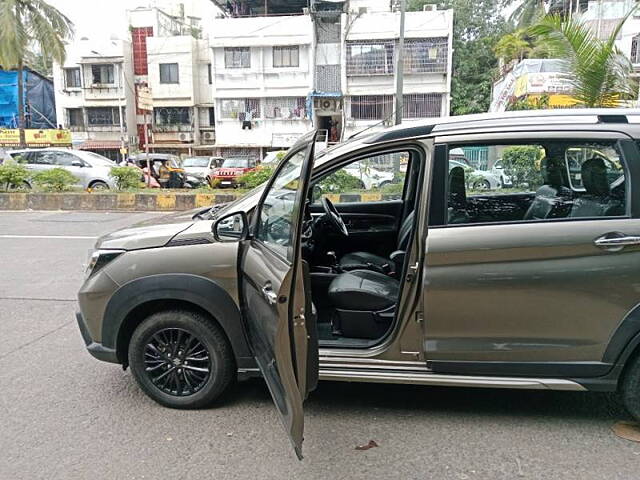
[508,0,546,28]
[0,0,73,146]
[529,11,637,107]
[494,29,534,63]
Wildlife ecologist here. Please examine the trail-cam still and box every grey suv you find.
[77,109,640,458]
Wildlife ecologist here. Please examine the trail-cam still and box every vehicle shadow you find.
[230,377,628,423]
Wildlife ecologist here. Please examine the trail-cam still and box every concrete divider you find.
[0,192,392,211]
[0,192,243,212]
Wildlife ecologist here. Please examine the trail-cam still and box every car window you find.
[314,151,409,203]
[445,141,628,226]
[255,149,306,261]
[183,158,210,168]
[222,158,249,168]
[53,152,82,167]
[33,152,55,165]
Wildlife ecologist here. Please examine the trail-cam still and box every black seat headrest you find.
[449,166,466,205]
[540,156,565,187]
[581,157,609,196]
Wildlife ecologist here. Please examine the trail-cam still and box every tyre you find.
[620,352,640,421]
[474,179,491,190]
[128,309,235,409]
[90,180,109,190]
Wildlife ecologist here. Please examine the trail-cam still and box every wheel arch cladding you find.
[102,274,250,364]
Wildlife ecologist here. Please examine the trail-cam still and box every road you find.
[0,210,639,480]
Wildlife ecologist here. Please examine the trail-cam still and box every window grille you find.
[87,107,120,125]
[402,93,442,118]
[159,63,179,84]
[225,47,250,68]
[346,41,394,75]
[264,98,306,119]
[154,107,191,125]
[316,21,340,44]
[220,98,261,120]
[273,46,299,68]
[64,68,81,88]
[217,147,260,161]
[91,64,114,84]
[632,35,640,64]
[315,65,340,92]
[403,38,448,73]
[349,95,393,120]
[66,108,84,127]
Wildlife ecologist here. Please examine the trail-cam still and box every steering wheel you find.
[321,196,349,237]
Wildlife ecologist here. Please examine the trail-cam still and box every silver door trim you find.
[318,367,586,391]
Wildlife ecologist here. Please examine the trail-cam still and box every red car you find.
[209,157,258,188]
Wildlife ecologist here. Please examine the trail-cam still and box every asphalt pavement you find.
[1,210,639,480]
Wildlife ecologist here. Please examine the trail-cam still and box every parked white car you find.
[6,148,117,190]
[490,159,514,188]
[344,164,395,189]
[449,159,501,190]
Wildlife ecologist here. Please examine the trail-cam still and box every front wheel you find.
[128,309,235,409]
[90,181,109,190]
[620,353,640,421]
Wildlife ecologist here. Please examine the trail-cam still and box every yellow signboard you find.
[0,129,72,147]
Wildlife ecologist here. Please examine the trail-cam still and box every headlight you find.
[85,249,125,279]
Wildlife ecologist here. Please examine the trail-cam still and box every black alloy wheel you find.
[143,328,211,396]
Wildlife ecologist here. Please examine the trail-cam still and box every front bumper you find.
[76,311,119,364]
[212,176,239,188]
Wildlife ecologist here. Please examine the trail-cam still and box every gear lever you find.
[326,251,338,268]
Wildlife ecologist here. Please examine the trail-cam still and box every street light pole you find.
[118,62,126,163]
[394,0,406,126]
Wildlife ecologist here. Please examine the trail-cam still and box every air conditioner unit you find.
[179,132,194,142]
[314,98,341,111]
[201,131,215,144]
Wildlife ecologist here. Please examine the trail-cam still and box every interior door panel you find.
[310,200,404,258]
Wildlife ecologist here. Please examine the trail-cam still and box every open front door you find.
[238,131,319,459]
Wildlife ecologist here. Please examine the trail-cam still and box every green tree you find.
[409,0,508,115]
[0,0,73,146]
[110,166,142,190]
[530,11,637,107]
[501,145,544,188]
[0,160,30,190]
[506,0,546,28]
[494,29,533,63]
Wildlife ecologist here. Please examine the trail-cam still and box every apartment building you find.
[55,0,453,161]
[53,38,137,161]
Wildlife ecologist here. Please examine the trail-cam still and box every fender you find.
[102,273,251,365]
[602,302,640,366]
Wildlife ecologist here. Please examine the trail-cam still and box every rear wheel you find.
[620,353,640,421]
[90,180,109,190]
[128,309,235,409]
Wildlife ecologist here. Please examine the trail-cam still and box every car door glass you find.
[446,141,628,225]
[35,152,55,165]
[255,149,307,261]
[52,152,80,167]
[315,151,409,203]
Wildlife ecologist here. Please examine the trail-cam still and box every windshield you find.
[183,158,210,168]
[222,158,249,168]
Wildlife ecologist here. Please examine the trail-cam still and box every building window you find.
[264,97,306,119]
[403,38,448,73]
[159,63,179,84]
[91,64,115,85]
[224,47,250,69]
[87,107,120,125]
[154,107,191,126]
[66,108,84,127]
[273,46,299,68]
[349,95,393,120]
[346,41,394,75]
[632,35,640,64]
[220,98,261,120]
[64,68,81,88]
[402,93,442,118]
[207,63,213,84]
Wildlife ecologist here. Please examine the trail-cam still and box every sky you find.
[47,0,145,40]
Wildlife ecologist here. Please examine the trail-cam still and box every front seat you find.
[448,166,469,224]
[328,269,399,339]
[523,156,572,220]
[570,157,622,217]
[339,210,414,273]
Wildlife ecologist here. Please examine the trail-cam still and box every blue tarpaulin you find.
[0,69,56,129]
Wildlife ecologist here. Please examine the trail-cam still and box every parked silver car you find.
[7,148,117,190]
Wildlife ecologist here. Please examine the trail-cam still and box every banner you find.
[0,129,72,147]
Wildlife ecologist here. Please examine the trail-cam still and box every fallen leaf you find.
[612,421,640,442]
[355,440,379,451]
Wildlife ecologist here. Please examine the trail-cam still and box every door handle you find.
[261,282,278,305]
[594,232,640,251]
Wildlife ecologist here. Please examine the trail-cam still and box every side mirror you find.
[212,211,249,242]
[72,160,84,167]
